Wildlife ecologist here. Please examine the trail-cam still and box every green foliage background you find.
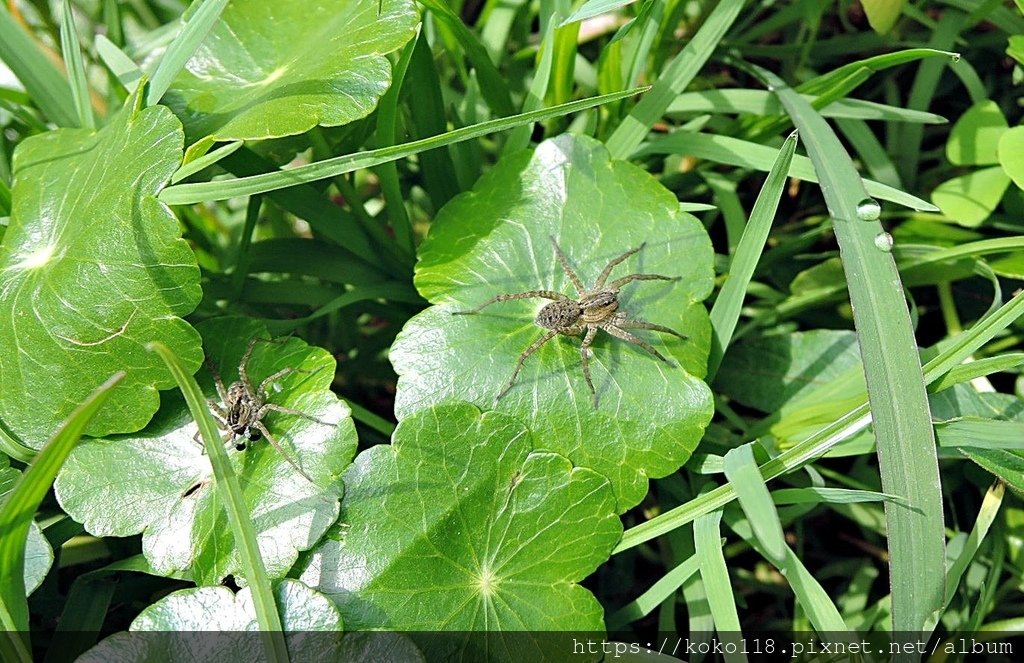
[0,0,1023,660]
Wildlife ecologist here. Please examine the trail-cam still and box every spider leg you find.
[208,401,228,418]
[548,236,586,295]
[606,273,678,291]
[602,323,674,364]
[257,367,299,401]
[453,290,568,315]
[237,336,262,399]
[258,402,337,428]
[205,358,230,403]
[614,315,687,340]
[579,325,599,407]
[496,328,560,401]
[192,407,230,448]
[594,243,645,288]
[250,421,315,484]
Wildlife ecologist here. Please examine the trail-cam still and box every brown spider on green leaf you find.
[454,237,686,407]
[202,337,336,483]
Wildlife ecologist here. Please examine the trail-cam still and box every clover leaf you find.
[390,134,715,511]
[0,95,202,447]
[163,0,420,141]
[54,318,355,584]
[299,402,621,652]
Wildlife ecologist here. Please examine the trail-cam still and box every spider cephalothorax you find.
[454,236,686,406]
[203,337,336,482]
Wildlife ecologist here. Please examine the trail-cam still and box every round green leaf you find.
[300,402,621,644]
[78,580,421,662]
[998,125,1024,191]
[931,166,1011,227]
[164,0,420,141]
[0,459,52,594]
[390,134,714,510]
[946,100,1008,166]
[0,97,202,447]
[54,318,355,584]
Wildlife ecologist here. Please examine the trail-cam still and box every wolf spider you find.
[454,237,686,406]
[201,337,335,483]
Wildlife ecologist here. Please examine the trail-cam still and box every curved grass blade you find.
[147,342,288,663]
[146,0,230,106]
[0,372,124,662]
[159,87,649,205]
[59,0,94,130]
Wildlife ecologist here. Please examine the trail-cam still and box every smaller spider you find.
[202,337,335,483]
[454,236,685,406]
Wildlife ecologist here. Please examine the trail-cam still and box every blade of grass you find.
[835,117,903,189]
[0,372,124,662]
[707,131,796,380]
[668,89,947,124]
[262,282,422,335]
[503,7,558,155]
[560,0,639,25]
[606,0,744,158]
[0,5,77,126]
[772,487,907,506]
[694,510,745,661]
[229,196,262,300]
[147,342,288,663]
[94,34,143,94]
[160,87,648,204]
[345,400,397,438]
[59,0,94,129]
[726,512,851,633]
[218,150,394,279]
[548,1,578,107]
[929,353,1024,392]
[926,481,1003,632]
[146,0,230,106]
[373,28,417,256]
[170,140,242,184]
[403,30,461,209]
[606,554,699,628]
[637,131,937,211]
[723,445,786,565]
[893,18,963,187]
[417,0,515,116]
[750,63,945,635]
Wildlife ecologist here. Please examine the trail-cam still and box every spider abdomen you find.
[535,300,582,330]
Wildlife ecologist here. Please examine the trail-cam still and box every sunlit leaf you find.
[54,318,355,584]
[164,0,420,141]
[301,402,620,654]
[0,92,201,447]
[390,134,714,511]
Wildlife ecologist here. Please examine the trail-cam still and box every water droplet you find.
[874,232,894,253]
[855,198,881,221]
[950,53,961,63]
